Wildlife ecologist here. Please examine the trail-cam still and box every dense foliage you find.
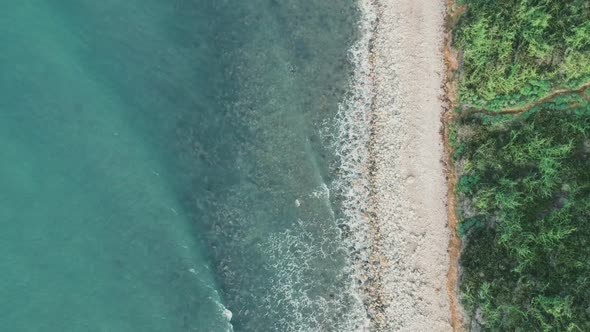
[455,98,590,331]
[455,0,590,111]
[453,1,590,330]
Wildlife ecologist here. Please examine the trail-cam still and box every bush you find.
[455,0,590,111]
[456,103,590,331]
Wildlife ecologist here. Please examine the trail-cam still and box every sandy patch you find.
[363,0,452,330]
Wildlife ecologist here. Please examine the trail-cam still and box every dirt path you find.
[442,1,464,330]
[367,0,453,330]
[459,82,590,117]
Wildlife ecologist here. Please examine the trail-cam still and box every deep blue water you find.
[0,1,364,331]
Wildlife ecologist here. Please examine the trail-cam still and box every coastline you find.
[362,0,453,330]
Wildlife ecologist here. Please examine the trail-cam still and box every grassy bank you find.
[451,0,590,330]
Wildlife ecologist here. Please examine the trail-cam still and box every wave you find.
[326,0,377,329]
[258,2,379,324]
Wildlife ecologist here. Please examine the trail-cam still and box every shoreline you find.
[362,0,453,330]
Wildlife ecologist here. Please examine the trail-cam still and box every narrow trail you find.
[442,1,463,330]
[459,82,590,118]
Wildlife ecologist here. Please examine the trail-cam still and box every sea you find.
[0,1,374,331]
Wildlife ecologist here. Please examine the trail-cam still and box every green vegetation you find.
[456,100,590,330]
[453,1,590,330]
[455,0,590,111]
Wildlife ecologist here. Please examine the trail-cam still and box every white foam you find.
[212,1,379,330]
[330,0,375,246]
[223,308,233,321]
[251,2,378,328]
[331,0,376,266]
[327,0,378,329]
[262,226,369,332]
[216,300,235,332]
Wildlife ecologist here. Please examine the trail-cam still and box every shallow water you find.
[1,1,365,331]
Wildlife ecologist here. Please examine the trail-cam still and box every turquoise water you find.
[1,1,365,331]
